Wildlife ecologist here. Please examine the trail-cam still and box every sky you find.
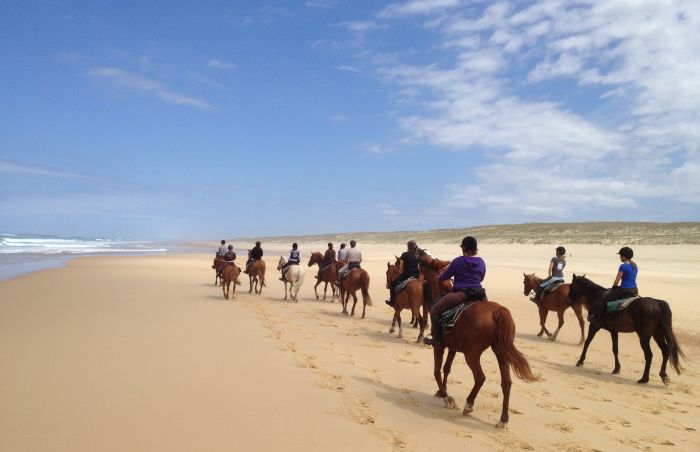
[1,0,699,240]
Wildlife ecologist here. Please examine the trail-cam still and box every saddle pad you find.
[441,302,477,332]
[606,296,640,313]
[544,280,565,293]
[395,277,417,294]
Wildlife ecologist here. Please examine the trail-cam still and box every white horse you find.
[277,256,304,302]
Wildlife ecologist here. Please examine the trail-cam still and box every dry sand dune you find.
[1,243,699,451]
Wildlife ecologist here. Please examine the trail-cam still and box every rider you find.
[337,242,348,262]
[218,245,238,278]
[338,240,361,283]
[531,246,567,303]
[317,242,336,280]
[592,246,639,320]
[245,241,263,274]
[386,240,421,307]
[424,236,487,347]
[216,240,227,257]
[280,243,301,280]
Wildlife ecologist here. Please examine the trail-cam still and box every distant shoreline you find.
[231,222,700,245]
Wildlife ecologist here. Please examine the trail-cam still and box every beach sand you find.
[1,244,699,451]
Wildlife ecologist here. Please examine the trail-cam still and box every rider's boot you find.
[423,313,443,346]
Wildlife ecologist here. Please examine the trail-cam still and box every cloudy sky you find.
[1,0,699,239]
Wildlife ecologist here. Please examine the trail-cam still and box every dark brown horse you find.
[569,274,685,385]
[339,268,372,318]
[212,256,226,286]
[386,263,429,342]
[307,252,339,300]
[221,263,242,299]
[246,250,266,294]
[522,274,586,344]
[432,301,538,428]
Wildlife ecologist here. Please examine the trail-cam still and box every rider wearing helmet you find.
[592,246,639,320]
[245,241,263,274]
[280,243,301,280]
[386,240,421,307]
[424,236,487,347]
[531,246,567,302]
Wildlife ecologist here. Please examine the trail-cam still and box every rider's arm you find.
[547,259,554,277]
[612,271,623,288]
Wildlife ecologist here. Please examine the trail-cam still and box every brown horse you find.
[221,263,242,299]
[522,274,586,344]
[339,268,372,318]
[415,251,452,326]
[307,252,339,300]
[569,274,685,385]
[432,302,538,428]
[212,256,226,286]
[246,250,266,294]
[386,263,429,342]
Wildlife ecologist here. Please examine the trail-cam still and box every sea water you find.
[0,233,167,281]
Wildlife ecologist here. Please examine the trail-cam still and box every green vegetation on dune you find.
[242,222,700,245]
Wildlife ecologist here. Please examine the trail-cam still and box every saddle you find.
[440,301,478,335]
[544,280,565,293]
[395,277,417,294]
[606,296,640,313]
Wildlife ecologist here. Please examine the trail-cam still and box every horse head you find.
[277,256,286,270]
[569,273,599,306]
[307,252,321,267]
[386,262,401,289]
[522,273,538,296]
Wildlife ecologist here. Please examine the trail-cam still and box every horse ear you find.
[387,262,390,268]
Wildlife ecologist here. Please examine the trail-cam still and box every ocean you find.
[0,233,168,281]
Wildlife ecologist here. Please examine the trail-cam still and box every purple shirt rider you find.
[439,255,486,289]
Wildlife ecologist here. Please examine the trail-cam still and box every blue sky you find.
[1,0,699,240]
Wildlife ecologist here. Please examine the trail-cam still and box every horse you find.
[432,301,538,429]
[221,263,242,299]
[522,273,586,344]
[415,251,453,326]
[386,262,430,342]
[277,256,304,302]
[568,274,685,385]
[307,252,339,300]
[212,256,226,286]
[339,267,372,318]
[246,250,266,294]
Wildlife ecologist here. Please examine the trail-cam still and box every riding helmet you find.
[617,246,633,259]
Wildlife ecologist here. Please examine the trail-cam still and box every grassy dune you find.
[247,222,700,245]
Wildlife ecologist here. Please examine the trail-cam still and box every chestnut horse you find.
[569,274,685,385]
[212,256,226,286]
[415,251,453,326]
[246,250,266,294]
[221,263,241,299]
[522,274,586,344]
[432,301,538,428]
[277,256,304,302]
[386,263,429,342]
[339,268,372,318]
[307,252,339,300]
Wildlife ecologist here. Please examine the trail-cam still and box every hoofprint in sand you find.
[1,243,698,451]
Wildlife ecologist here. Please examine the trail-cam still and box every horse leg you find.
[322,281,328,300]
[494,352,512,429]
[390,309,397,334]
[350,292,358,316]
[576,324,600,367]
[410,304,424,342]
[550,309,565,341]
[313,279,321,300]
[396,310,403,338]
[637,333,653,384]
[611,331,621,374]
[463,353,486,416]
[539,305,552,338]
[573,302,586,345]
[442,349,457,409]
[652,331,671,386]
[433,346,447,398]
[283,281,289,300]
[342,290,349,315]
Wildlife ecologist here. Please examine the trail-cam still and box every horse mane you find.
[575,275,606,292]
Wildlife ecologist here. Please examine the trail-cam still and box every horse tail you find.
[492,306,538,382]
[422,281,432,311]
[659,300,685,374]
[360,270,372,306]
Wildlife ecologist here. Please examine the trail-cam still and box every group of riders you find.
[216,236,639,346]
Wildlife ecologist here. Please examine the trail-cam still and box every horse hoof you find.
[389,328,395,333]
[611,369,620,375]
[397,333,403,339]
[443,396,456,409]
[661,375,671,386]
[494,421,508,429]
[416,335,423,343]
[463,403,473,414]
[536,332,543,337]
[434,390,445,398]
[548,336,557,341]
[576,361,584,367]
[637,378,649,384]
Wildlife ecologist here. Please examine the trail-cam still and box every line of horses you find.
[210,248,686,429]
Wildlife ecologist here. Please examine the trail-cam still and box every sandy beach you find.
[1,243,699,451]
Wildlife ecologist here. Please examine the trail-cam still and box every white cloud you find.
[207,59,237,70]
[379,0,463,18]
[0,161,96,180]
[336,65,360,73]
[87,67,213,110]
